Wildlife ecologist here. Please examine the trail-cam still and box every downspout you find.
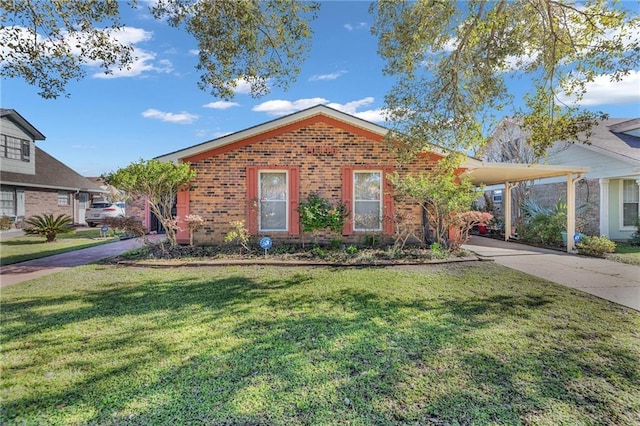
[566,172,584,252]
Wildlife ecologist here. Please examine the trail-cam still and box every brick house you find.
[156,105,481,246]
[0,109,104,226]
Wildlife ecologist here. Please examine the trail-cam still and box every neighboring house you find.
[155,105,587,247]
[0,109,105,226]
[487,117,640,241]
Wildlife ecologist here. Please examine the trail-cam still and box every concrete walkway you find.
[0,235,163,287]
[463,236,640,311]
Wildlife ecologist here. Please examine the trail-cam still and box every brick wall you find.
[187,120,440,245]
[24,188,74,220]
[529,179,600,235]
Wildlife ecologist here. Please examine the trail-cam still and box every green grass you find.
[1,264,638,425]
[0,230,117,265]
[608,242,640,266]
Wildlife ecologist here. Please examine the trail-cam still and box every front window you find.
[58,191,69,206]
[622,180,639,228]
[259,171,288,231]
[353,171,382,231]
[0,187,15,216]
[1,135,30,162]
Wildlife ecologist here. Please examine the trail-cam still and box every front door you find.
[78,192,89,225]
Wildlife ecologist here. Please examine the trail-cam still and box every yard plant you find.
[22,214,74,242]
[1,264,638,425]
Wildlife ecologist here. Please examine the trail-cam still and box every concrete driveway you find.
[464,236,640,311]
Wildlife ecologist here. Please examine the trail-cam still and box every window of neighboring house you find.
[259,171,288,232]
[0,187,15,217]
[1,135,30,161]
[58,191,70,206]
[353,170,382,231]
[621,179,639,228]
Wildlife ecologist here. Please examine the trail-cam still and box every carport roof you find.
[464,162,591,186]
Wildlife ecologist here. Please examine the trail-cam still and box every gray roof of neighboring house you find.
[0,146,105,192]
[0,108,46,140]
[581,118,640,162]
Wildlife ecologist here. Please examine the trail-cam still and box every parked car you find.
[85,201,125,227]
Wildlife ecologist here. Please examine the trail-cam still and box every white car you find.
[85,201,125,227]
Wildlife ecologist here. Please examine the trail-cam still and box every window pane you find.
[623,180,639,203]
[354,172,381,200]
[260,201,286,231]
[58,191,69,206]
[259,172,287,231]
[354,201,381,230]
[0,188,15,216]
[260,172,287,200]
[623,203,639,227]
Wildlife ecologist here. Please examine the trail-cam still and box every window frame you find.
[258,169,289,232]
[353,170,383,232]
[1,135,30,162]
[0,187,16,217]
[58,191,70,206]
[620,179,640,230]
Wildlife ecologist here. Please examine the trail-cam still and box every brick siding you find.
[187,121,440,245]
[24,188,74,220]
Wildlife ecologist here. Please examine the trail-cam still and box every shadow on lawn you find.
[2,267,639,425]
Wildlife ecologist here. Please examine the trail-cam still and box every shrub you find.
[104,216,146,238]
[297,192,348,234]
[24,214,74,242]
[576,235,616,257]
[184,214,205,246]
[224,220,250,252]
[429,242,448,259]
[0,216,14,230]
[519,199,566,245]
[629,219,640,246]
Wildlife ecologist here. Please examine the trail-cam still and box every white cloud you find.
[141,108,198,124]
[203,101,240,110]
[252,97,389,123]
[309,70,348,81]
[189,49,199,55]
[557,70,640,106]
[232,78,256,95]
[253,98,329,115]
[344,22,368,31]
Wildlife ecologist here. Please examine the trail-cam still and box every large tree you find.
[371,0,639,159]
[0,0,318,99]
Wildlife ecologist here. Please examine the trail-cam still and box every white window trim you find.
[619,178,640,231]
[58,191,70,206]
[258,170,289,232]
[353,170,383,232]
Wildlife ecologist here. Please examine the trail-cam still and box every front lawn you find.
[1,264,638,425]
[0,230,117,265]
[608,242,640,266]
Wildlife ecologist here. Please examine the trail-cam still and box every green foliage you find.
[371,1,638,156]
[1,0,318,99]
[429,242,448,260]
[576,236,616,258]
[105,159,195,247]
[345,244,358,255]
[104,216,146,238]
[297,192,348,234]
[23,214,74,242]
[629,219,640,246]
[389,168,481,250]
[362,234,381,247]
[224,220,250,252]
[519,199,567,246]
[0,216,14,231]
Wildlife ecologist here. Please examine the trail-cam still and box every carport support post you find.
[504,181,511,241]
[566,172,584,253]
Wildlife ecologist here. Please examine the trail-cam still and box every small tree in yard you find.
[389,166,482,251]
[105,159,196,247]
[24,214,74,242]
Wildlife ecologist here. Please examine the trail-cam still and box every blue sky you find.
[2,1,639,177]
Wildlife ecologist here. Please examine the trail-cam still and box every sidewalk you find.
[463,236,640,311]
[0,235,163,287]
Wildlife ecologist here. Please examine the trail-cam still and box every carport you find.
[463,161,591,252]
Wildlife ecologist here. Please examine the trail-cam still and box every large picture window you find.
[622,180,639,228]
[353,171,382,231]
[259,171,288,231]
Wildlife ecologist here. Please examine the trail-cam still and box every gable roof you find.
[0,146,105,192]
[155,104,467,164]
[0,108,46,141]
[574,118,640,163]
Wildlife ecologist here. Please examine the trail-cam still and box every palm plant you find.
[24,214,74,242]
